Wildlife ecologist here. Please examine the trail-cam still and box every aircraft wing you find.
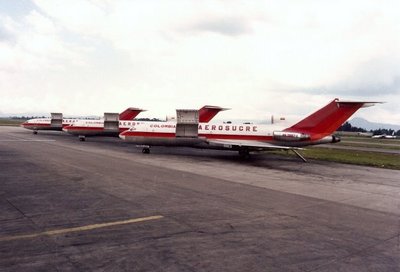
[206,139,302,150]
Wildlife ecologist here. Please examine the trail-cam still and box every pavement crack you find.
[306,232,400,272]
[5,198,27,219]
[5,198,39,230]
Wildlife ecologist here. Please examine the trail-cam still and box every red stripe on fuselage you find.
[63,126,130,132]
[22,123,51,127]
[22,123,69,127]
[202,134,273,141]
[121,131,176,138]
[121,131,273,141]
[63,126,104,131]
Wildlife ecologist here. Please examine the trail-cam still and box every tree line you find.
[338,122,400,136]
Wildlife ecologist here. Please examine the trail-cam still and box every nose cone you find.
[62,126,71,133]
[119,130,127,140]
[21,122,30,128]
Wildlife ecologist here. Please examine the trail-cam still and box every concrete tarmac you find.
[1,126,400,271]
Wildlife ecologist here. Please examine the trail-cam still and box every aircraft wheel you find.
[238,149,250,159]
[33,130,38,135]
[142,147,150,154]
[79,135,86,141]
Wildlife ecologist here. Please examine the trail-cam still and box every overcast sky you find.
[1,0,399,123]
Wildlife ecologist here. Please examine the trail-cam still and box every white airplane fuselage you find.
[63,105,227,138]
[22,107,144,135]
[372,132,397,139]
[119,121,338,149]
[21,118,80,131]
[63,120,143,136]
[119,99,379,155]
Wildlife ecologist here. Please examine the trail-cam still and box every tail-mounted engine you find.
[273,131,310,141]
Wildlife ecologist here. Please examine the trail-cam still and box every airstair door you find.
[175,109,199,138]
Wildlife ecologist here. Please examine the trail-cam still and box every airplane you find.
[63,105,228,141]
[372,131,397,139]
[21,107,142,135]
[119,99,380,161]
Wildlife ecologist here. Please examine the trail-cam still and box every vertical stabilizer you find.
[284,99,380,139]
[199,106,229,123]
[119,107,145,120]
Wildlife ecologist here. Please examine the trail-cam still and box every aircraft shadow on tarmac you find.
[19,130,325,172]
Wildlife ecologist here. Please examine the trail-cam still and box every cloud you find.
[0,8,91,72]
[0,15,18,44]
[0,25,14,43]
[25,10,57,34]
[1,0,400,124]
[185,17,252,36]
[302,57,400,97]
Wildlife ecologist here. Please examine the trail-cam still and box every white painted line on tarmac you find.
[0,139,56,142]
[0,215,164,242]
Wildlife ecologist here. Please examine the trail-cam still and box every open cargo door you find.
[175,109,199,138]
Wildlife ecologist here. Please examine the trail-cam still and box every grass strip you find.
[336,142,400,150]
[270,147,400,170]
[341,136,400,144]
[0,119,26,126]
[302,147,400,170]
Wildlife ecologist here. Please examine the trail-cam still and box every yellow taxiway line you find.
[0,215,163,242]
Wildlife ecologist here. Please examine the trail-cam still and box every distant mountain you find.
[349,117,400,131]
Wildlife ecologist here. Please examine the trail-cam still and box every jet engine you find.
[273,131,311,141]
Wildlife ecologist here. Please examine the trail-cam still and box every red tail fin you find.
[199,106,228,123]
[284,99,379,139]
[119,107,145,120]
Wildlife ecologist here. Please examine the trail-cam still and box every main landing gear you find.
[33,130,38,135]
[78,135,86,141]
[137,145,151,154]
[238,149,250,159]
[237,147,308,162]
